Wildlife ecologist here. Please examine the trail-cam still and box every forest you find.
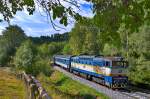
[0,0,150,90]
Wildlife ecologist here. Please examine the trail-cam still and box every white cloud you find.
[0,29,3,35]
[0,0,94,37]
[10,11,47,24]
[78,0,92,5]
[0,21,8,35]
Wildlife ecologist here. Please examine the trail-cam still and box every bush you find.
[33,56,52,76]
[13,40,52,76]
[13,40,34,70]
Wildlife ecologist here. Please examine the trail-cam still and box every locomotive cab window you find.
[112,61,126,67]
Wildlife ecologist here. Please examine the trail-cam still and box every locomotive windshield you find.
[112,61,128,67]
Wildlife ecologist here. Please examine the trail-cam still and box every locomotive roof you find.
[104,57,124,61]
[54,55,72,58]
[72,55,124,61]
[54,55,124,61]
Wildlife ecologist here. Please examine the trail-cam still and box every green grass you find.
[38,70,109,99]
[0,69,26,99]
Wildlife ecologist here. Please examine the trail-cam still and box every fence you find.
[21,71,50,99]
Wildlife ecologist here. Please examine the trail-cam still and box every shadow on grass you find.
[80,94,97,99]
[44,80,98,99]
[55,77,68,86]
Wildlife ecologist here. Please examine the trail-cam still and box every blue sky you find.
[0,0,93,37]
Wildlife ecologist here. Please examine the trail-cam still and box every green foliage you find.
[103,43,120,56]
[26,56,51,76]
[129,56,150,86]
[69,23,85,55]
[13,40,52,76]
[0,40,9,65]
[13,39,65,76]
[29,33,69,44]
[69,22,100,55]
[37,43,50,57]
[13,40,34,70]
[82,31,99,55]
[0,25,26,66]
[63,44,72,55]
[2,25,26,48]
[91,0,150,33]
[48,42,65,56]
[128,24,150,86]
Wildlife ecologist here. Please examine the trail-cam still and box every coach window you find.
[87,61,89,65]
[83,61,85,64]
[85,61,87,64]
[90,62,93,65]
[105,61,110,66]
[88,61,90,65]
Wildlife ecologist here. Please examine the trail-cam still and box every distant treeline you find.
[29,33,69,44]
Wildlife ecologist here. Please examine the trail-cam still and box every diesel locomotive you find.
[53,55,128,88]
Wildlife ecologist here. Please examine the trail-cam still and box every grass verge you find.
[38,70,109,99]
[0,68,26,99]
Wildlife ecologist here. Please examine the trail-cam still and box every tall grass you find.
[38,70,109,99]
[0,69,26,99]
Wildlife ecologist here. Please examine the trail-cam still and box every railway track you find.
[54,66,150,99]
[119,87,150,99]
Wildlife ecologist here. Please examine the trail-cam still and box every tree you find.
[48,42,65,56]
[63,44,72,55]
[13,40,34,70]
[91,0,150,33]
[103,43,121,56]
[128,24,150,86]
[82,31,99,55]
[2,25,26,48]
[37,43,49,58]
[29,33,69,44]
[13,40,52,76]
[69,23,86,55]
[0,39,9,66]
[0,25,26,66]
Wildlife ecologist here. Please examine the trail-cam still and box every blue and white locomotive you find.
[53,55,128,88]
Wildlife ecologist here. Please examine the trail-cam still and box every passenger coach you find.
[53,55,72,70]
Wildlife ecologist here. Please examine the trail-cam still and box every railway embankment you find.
[54,66,150,99]
[37,69,109,99]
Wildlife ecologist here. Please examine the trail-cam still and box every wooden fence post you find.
[21,71,50,99]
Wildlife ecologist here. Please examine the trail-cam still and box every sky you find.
[0,0,93,37]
